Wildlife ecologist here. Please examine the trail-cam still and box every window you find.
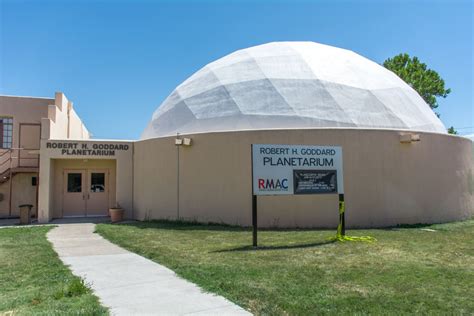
[0,117,13,149]
[67,173,82,192]
[90,173,105,192]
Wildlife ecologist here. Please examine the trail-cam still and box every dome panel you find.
[184,85,241,119]
[176,67,221,100]
[268,79,342,119]
[142,41,446,139]
[225,79,295,116]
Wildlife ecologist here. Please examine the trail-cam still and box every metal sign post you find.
[252,194,257,247]
[338,193,345,237]
[250,145,258,247]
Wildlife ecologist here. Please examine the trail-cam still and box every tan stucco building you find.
[0,93,133,222]
[1,42,472,227]
[0,91,471,228]
[0,93,89,218]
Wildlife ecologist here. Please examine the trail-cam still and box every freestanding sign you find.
[252,144,343,195]
[251,144,345,246]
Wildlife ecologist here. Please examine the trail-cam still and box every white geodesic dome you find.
[141,41,446,139]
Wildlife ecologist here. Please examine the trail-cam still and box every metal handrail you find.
[0,147,40,218]
[0,159,9,168]
[0,148,39,174]
[0,150,10,158]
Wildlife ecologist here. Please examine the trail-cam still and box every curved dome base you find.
[134,128,472,228]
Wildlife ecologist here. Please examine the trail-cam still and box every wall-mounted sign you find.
[252,144,343,195]
[45,142,130,156]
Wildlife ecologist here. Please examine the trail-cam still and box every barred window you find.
[0,117,13,149]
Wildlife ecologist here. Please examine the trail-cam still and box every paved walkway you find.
[47,223,251,315]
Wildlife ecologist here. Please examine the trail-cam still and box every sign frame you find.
[250,144,345,247]
[251,144,343,196]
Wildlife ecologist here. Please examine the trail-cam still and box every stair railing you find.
[0,148,39,217]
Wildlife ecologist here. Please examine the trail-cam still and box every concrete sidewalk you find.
[47,223,251,315]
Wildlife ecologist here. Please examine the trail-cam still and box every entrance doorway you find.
[63,169,109,217]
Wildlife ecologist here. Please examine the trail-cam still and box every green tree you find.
[383,53,454,133]
[447,126,458,135]
[383,53,451,112]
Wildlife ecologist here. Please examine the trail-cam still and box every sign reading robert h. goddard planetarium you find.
[252,144,344,195]
[45,141,130,156]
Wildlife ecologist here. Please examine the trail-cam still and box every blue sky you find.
[1,0,472,139]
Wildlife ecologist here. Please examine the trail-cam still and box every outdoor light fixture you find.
[400,133,421,144]
[175,138,192,146]
[183,138,192,146]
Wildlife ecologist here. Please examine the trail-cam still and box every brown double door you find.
[63,169,109,217]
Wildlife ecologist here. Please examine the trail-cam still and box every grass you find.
[96,219,474,315]
[0,226,108,315]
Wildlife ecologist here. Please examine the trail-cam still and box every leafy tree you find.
[383,53,454,133]
[383,53,451,112]
[447,126,458,135]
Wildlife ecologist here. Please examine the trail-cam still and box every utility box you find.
[19,204,33,225]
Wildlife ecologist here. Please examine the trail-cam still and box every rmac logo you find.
[258,178,289,191]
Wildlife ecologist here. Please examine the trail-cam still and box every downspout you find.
[131,141,134,220]
[176,133,180,220]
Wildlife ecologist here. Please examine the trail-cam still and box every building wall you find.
[0,173,37,217]
[68,108,90,140]
[43,93,90,140]
[0,93,90,218]
[38,139,133,222]
[0,96,51,168]
[133,129,473,228]
[51,159,116,218]
[0,96,51,147]
[0,93,90,145]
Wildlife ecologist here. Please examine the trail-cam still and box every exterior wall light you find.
[183,138,192,146]
[411,134,420,142]
[175,137,192,146]
[400,133,421,144]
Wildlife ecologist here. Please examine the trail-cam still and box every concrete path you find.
[47,223,251,316]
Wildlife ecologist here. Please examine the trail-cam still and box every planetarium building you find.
[3,41,472,227]
[135,41,472,227]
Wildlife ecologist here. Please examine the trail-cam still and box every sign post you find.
[252,194,257,247]
[251,144,344,246]
[338,193,345,237]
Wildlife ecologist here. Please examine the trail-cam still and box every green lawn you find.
[0,226,107,315]
[96,220,474,315]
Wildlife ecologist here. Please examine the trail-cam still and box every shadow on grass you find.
[380,223,436,231]
[212,239,336,252]
[111,220,246,232]
[109,219,336,233]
